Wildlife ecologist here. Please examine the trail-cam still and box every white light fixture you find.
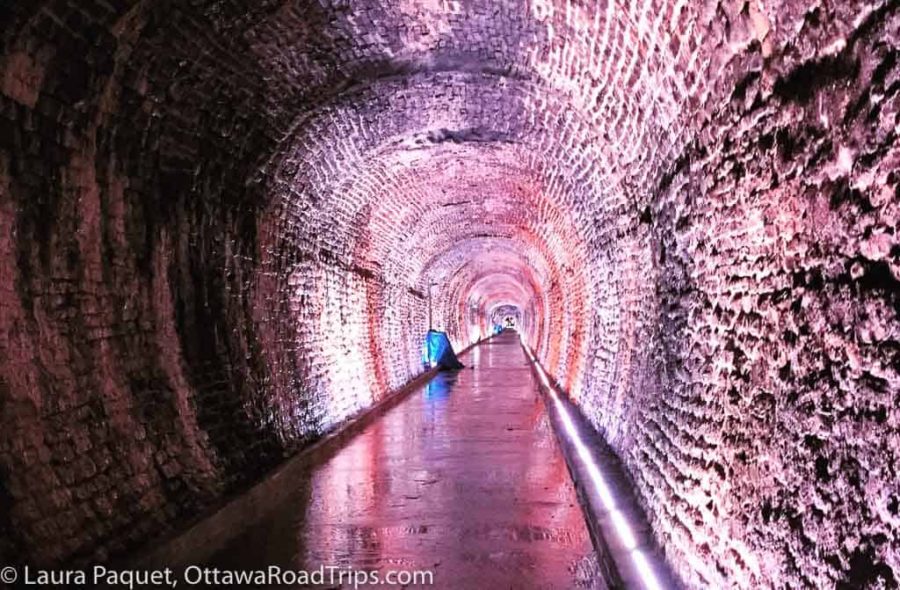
[523,344,665,590]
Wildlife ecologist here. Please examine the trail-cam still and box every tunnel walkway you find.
[202,331,600,588]
[3,3,898,586]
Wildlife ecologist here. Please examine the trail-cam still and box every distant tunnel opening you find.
[1,1,899,587]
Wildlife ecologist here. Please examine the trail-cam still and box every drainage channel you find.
[521,337,681,590]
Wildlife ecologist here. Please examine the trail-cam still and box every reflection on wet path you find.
[206,332,599,588]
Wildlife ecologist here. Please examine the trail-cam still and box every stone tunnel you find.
[1,1,899,588]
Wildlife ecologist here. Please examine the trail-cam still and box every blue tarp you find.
[423,330,464,370]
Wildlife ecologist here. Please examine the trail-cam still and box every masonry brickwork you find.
[0,2,897,587]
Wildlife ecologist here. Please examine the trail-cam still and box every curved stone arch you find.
[250,77,652,388]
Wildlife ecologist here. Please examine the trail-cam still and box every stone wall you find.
[0,0,429,566]
[603,4,900,587]
[0,1,897,587]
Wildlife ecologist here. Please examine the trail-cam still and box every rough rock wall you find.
[0,1,898,587]
[612,4,900,587]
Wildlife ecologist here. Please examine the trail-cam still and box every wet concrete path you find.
[205,331,599,588]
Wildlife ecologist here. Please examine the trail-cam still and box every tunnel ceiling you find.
[2,0,900,588]
[251,0,696,357]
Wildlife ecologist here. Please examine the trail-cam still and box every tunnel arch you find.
[1,1,898,588]
[256,75,637,395]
